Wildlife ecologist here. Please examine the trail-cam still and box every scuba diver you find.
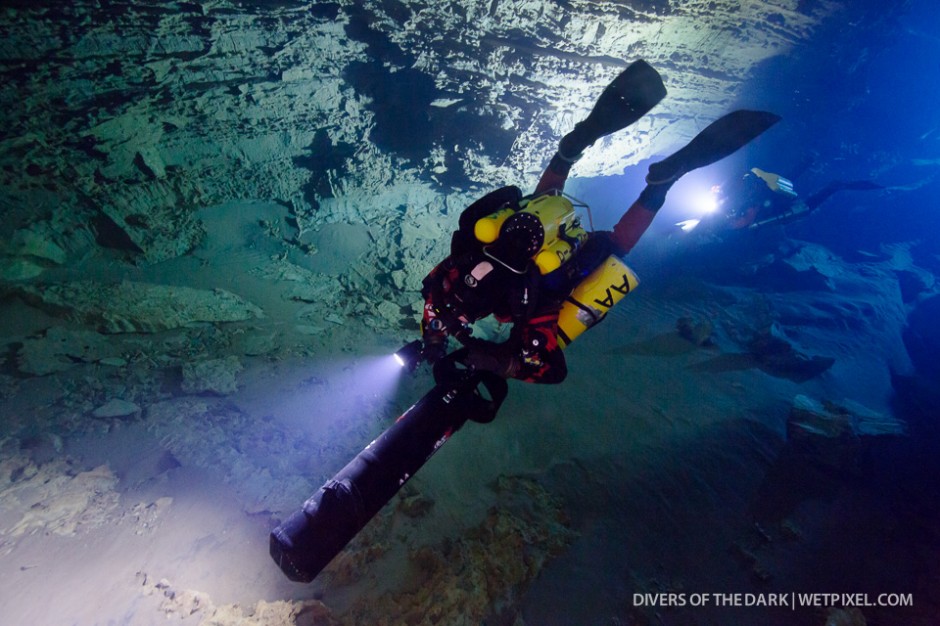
[417,60,780,384]
[270,60,780,585]
[717,167,882,231]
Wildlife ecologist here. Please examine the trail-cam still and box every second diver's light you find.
[676,218,701,232]
[394,340,424,371]
[699,186,720,214]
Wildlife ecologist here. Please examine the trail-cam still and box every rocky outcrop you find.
[15,326,124,375]
[787,395,906,474]
[0,458,120,541]
[0,0,841,266]
[747,324,834,382]
[138,572,338,626]
[12,280,263,333]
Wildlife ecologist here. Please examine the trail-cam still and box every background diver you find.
[414,59,780,384]
[713,166,883,231]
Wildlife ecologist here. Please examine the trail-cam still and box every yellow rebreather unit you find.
[474,193,641,349]
[475,194,589,275]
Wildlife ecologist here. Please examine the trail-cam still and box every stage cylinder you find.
[270,365,506,582]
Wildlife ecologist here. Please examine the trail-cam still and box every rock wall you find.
[1,0,842,269]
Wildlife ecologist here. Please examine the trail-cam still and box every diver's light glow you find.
[394,353,406,368]
[352,356,407,400]
[668,179,721,222]
[275,354,408,433]
[698,188,719,213]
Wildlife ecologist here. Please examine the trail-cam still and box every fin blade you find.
[648,110,781,184]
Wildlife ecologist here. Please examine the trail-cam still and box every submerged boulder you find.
[13,281,263,333]
[16,326,123,376]
[182,356,243,396]
[787,395,906,474]
[748,325,834,382]
[92,398,142,419]
[676,316,714,346]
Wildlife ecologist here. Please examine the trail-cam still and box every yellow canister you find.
[556,255,640,348]
[534,226,589,274]
[473,207,516,243]
[521,194,575,245]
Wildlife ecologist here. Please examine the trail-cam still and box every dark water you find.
[565,2,940,623]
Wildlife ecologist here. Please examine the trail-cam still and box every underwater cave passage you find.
[344,60,438,160]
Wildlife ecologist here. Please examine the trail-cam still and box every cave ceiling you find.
[0,0,842,265]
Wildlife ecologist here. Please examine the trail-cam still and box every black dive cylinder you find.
[270,354,508,583]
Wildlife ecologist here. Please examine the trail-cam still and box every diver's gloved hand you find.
[421,328,448,365]
[464,338,519,379]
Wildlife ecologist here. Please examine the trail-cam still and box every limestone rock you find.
[4,224,68,265]
[0,0,839,279]
[0,459,120,540]
[787,395,906,474]
[789,395,906,440]
[747,324,834,382]
[676,316,714,346]
[97,176,207,264]
[13,281,263,333]
[16,326,123,376]
[92,398,142,419]
[139,573,338,625]
[375,300,402,326]
[0,257,46,281]
[783,242,845,279]
[182,356,243,396]
[241,331,279,357]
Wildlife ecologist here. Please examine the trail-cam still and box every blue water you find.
[558,3,940,623]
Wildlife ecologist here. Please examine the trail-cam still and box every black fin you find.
[647,110,782,184]
[805,180,882,210]
[560,59,667,157]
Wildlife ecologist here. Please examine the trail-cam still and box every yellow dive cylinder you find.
[473,207,515,243]
[534,227,589,274]
[751,167,797,197]
[556,255,640,349]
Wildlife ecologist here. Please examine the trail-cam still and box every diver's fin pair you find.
[559,59,667,159]
[646,110,782,185]
[805,180,883,211]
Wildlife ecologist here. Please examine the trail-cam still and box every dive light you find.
[394,339,424,371]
